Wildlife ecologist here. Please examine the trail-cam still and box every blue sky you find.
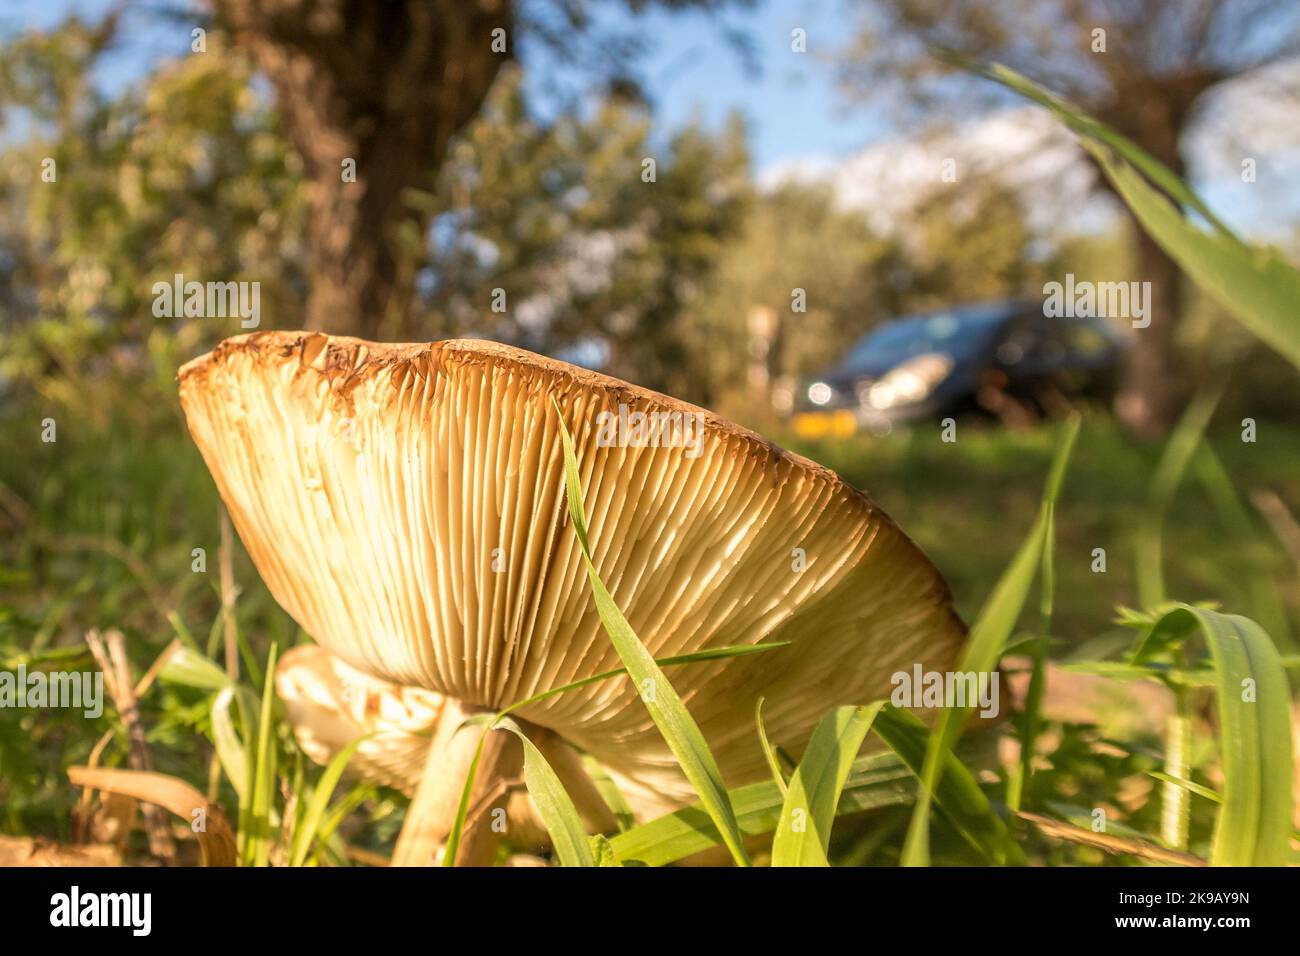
[542,0,886,172]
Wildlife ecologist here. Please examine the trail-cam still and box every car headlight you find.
[807,381,834,406]
[866,353,953,410]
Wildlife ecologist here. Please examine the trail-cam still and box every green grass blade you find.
[160,646,231,691]
[210,685,249,803]
[754,697,788,797]
[244,643,279,867]
[1149,771,1222,806]
[970,60,1300,376]
[958,59,1229,232]
[289,734,368,867]
[499,641,789,719]
[441,720,492,867]
[1137,385,1223,608]
[553,397,750,866]
[1135,606,1294,866]
[1060,659,1215,687]
[901,415,1079,866]
[308,784,372,866]
[1150,772,1300,844]
[582,755,637,833]
[1009,477,1060,813]
[591,834,620,866]
[609,751,915,866]
[771,703,883,866]
[442,644,789,863]
[1160,707,1193,850]
[494,717,595,867]
[1137,390,1225,849]
[1194,445,1295,650]
[166,610,201,652]
[874,705,1024,865]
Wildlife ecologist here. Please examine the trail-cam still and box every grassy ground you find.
[1,396,1294,862]
[787,413,1300,651]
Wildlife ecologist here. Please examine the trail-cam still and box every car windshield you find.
[846,308,1009,366]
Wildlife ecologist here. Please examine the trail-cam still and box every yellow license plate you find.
[790,410,857,439]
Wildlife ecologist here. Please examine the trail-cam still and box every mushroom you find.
[274,643,448,795]
[178,331,965,864]
[274,643,617,856]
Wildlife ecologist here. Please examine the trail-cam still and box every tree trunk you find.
[1116,223,1185,438]
[217,0,513,338]
[1101,78,1211,438]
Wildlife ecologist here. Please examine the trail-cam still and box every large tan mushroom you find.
[179,331,965,864]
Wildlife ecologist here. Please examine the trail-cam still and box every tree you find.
[0,18,306,417]
[213,0,749,340]
[420,67,753,400]
[841,0,1300,435]
[686,183,901,413]
[0,19,751,409]
[687,174,1049,418]
[214,0,513,339]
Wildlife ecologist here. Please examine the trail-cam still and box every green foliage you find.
[872,706,1022,865]
[288,735,368,868]
[493,718,597,868]
[608,750,917,866]
[791,419,1300,645]
[439,639,788,865]
[771,703,883,866]
[901,415,1078,865]
[974,61,1300,379]
[420,66,753,398]
[1,33,306,414]
[1134,606,1294,865]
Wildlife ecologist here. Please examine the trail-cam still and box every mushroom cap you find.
[180,331,965,804]
[274,644,446,794]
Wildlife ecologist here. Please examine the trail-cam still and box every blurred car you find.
[790,299,1126,437]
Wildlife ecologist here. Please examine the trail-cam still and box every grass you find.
[2,395,1295,866]
[787,414,1300,650]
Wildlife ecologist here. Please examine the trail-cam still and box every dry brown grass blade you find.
[76,638,181,838]
[1016,811,1206,866]
[346,846,391,867]
[219,506,240,680]
[1253,490,1300,572]
[135,638,181,697]
[68,767,237,867]
[85,629,176,863]
[0,477,30,529]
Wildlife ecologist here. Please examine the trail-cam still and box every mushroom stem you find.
[532,733,619,835]
[391,700,520,867]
